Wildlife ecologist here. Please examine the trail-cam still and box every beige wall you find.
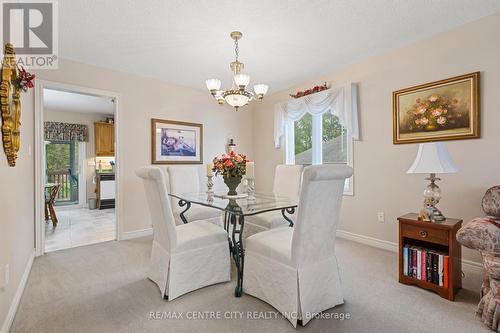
[44,109,112,201]
[252,13,500,264]
[0,92,35,330]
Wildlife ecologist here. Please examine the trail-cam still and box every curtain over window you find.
[44,122,89,142]
[274,82,359,148]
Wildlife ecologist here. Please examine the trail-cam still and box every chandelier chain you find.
[234,39,239,62]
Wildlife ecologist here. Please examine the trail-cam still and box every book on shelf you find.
[426,252,432,283]
[443,256,449,288]
[407,247,412,277]
[403,246,409,276]
[417,249,422,280]
[402,245,449,288]
[421,251,427,281]
[412,248,417,278]
[438,255,444,287]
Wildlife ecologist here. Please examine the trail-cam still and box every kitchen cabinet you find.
[95,122,114,156]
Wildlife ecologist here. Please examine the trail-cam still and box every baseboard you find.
[462,258,483,273]
[336,229,483,274]
[120,228,153,240]
[1,250,35,333]
[336,229,398,252]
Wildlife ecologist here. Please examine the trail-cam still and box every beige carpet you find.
[12,236,488,333]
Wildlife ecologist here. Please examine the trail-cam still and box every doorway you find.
[35,81,121,255]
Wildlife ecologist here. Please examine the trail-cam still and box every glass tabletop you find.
[169,192,298,216]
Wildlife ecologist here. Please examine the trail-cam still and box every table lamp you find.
[406,142,459,222]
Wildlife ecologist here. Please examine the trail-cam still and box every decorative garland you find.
[289,82,329,99]
[0,43,35,166]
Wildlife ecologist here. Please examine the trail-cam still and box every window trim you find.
[284,114,354,196]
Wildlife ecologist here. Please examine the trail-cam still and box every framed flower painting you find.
[393,72,480,144]
[151,119,203,164]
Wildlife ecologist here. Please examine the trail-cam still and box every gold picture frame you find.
[393,72,480,144]
[0,44,21,166]
[151,118,203,164]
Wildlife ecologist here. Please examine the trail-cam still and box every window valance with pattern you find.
[274,82,359,148]
[44,122,89,142]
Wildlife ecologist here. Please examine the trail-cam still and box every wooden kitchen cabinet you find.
[94,122,114,156]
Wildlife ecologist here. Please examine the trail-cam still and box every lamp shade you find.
[253,84,269,96]
[234,74,250,88]
[224,93,249,107]
[406,142,459,174]
[206,78,221,91]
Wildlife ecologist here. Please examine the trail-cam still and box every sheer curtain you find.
[274,82,359,148]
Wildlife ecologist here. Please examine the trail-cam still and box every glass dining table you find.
[169,192,298,297]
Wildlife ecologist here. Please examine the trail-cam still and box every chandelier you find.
[205,31,269,111]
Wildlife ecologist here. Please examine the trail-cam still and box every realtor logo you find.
[0,0,58,68]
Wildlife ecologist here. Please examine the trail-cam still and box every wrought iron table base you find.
[281,207,296,227]
[178,199,191,224]
[176,198,296,297]
[224,211,245,296]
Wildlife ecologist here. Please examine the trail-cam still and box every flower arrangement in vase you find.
[212,150,248,196]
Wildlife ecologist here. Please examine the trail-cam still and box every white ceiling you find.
[59,0,500,94]
[43,89,114,114]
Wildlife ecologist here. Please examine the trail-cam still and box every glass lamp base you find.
[421,173,446,222]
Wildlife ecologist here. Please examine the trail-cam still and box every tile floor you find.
[45,206,116,252]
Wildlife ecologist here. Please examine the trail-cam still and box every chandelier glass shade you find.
[205,31,268,110]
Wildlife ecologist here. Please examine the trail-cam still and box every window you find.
[322,113,348,164]
[286,113,353,195]
[294,113,312,165]
[46,141,81,204]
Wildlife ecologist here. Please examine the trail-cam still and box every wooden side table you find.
[397,213,462,301]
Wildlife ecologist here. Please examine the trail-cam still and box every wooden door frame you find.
[34,80,122,256]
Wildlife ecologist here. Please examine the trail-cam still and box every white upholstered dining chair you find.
[244,164,303,238]
[243,165,353,327]
[164,166,223,226]
[136,166,230,300]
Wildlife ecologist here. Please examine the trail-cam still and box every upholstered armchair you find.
[456,186,500,332]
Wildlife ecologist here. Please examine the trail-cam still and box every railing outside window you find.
[47,170,71,201]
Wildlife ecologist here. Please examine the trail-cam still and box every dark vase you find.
[223,175,242,196]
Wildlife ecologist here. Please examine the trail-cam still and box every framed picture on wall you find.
[393,72,480,144]
[151,119,203,164]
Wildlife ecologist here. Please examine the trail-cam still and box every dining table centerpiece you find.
[212,150,248,196]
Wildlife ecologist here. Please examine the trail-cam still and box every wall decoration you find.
[290,82,329,98]
[0,43,35,166]
[151,119,203,164]
[393,72,480,144]
[44,122,89,142]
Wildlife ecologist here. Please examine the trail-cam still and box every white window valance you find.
[274,82,359,148]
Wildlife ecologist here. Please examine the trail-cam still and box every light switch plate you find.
[377,212,385,223]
